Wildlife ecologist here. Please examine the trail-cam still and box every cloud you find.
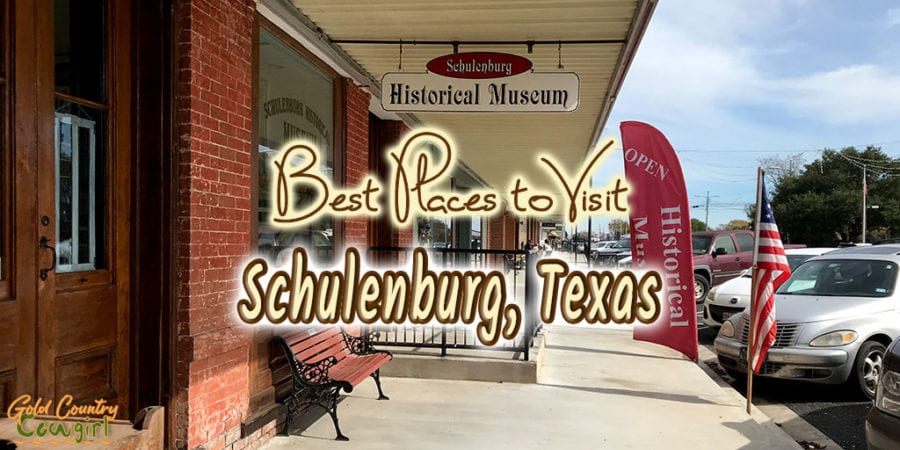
[614,2,900,128]
[887,8,900,29]
[615,24,763,125]
[776,65,900,125]
[605,0,900,226]
[646,0,812,46]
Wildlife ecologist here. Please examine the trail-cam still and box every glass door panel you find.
[53,0,108,273]
[55,108,105,272]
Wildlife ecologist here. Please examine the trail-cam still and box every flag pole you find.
[747,167,765,414]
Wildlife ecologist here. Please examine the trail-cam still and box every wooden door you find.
[0,0,131,416]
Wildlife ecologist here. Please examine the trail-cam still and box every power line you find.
[675,139,900,155]
[835,152,900,177]
[677,150,900,178]
[680,157,759,171]
[682,167,757,182]
[838,156,900,173]
[840,154,900,164]
[678,149,814,154]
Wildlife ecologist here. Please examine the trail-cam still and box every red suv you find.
[692,230,755,302]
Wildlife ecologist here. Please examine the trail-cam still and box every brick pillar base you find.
[173,0,262,448]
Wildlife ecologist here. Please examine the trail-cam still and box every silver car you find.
[591,237,631,266]
[714,245,900,399]
[702,247,837,328]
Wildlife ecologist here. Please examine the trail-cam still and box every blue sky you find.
[592,0,900,232]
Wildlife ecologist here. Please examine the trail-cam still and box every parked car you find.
[617,230,757,303]
[867,335,900,449]
[702,247,837,328]
[587,240,612,256]
[593,240,615,250]
[714,245,900,399]
[262,229,334,264]
[692,230,756,303]
[592,237,631,266]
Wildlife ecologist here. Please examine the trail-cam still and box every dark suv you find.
[867,336,900,449]
[692,230,755,302]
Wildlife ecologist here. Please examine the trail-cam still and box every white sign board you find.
[381,72,580,113]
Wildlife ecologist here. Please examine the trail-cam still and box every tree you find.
[608,219,629,239]
[767,146,900,245]
[723,219,751,230]
[691,218,708,232]
[760,153,806,185]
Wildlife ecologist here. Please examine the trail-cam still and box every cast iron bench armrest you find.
[342,329,388,356]
[293,355,341,386]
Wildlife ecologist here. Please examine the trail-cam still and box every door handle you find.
[40,236,56,280]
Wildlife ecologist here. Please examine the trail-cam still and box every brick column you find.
[381,121,414,248]
[505,213,518,249]
[484,209,521,251]
[343,80,371,248]
[366,118,413,256]
[173,0,262,449]
[487,211,508,250]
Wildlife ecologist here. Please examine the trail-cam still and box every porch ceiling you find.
[292,0,654,194]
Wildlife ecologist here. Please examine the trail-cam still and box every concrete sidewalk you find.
[263,326,800,449]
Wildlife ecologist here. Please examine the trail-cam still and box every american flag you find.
[750,181,792,373]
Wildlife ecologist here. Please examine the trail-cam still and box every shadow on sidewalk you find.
[721,419,791,450]
[539,383,734,407]
[544,344,684,361]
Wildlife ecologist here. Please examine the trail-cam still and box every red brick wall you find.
[173,0,259,448]
[485,210,520,251]
[379,121,413,248]
[487,215,499,249]
[393,227,413,247]
[344,80,371,248]
[503,214,519,250]
[365,118,413,262]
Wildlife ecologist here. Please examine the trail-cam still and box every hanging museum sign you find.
[381,52,579,112]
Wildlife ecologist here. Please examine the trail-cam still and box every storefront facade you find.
[0,0,652,448]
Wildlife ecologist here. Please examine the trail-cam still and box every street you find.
[699,327,872,450]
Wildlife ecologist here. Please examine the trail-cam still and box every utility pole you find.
[704,191,710,226]
[836,152,877,244]
[862,165,867,243]
[692,191,718,229]
[574,223,581,263]
[587,178,593,267]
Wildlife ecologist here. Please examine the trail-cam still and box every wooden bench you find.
[272,327,392,441]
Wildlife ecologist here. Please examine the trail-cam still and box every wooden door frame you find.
[12,0,41,403]
[130,0,174,419]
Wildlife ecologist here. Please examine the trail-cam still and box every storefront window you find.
[471,218,482,250]
[416,217,451,248]
[257,27,335,263]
